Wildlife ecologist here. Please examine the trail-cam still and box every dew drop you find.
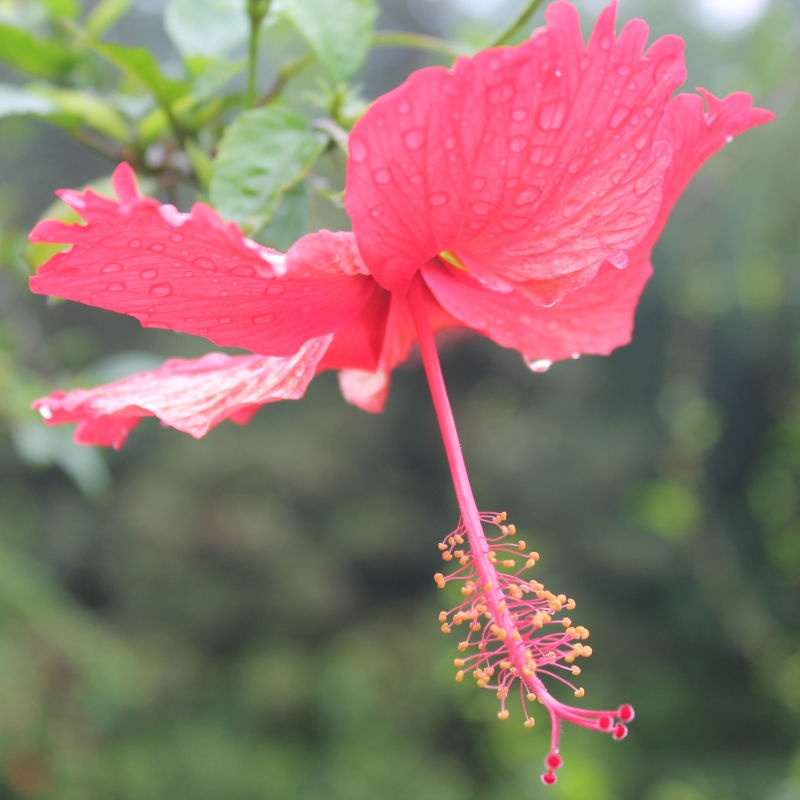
[628,113,640,126]
[579,56,590,70]
[128,239,141,248]
[488,84,514,105]
[184,270,194,278]
[515,187,541,205]
[470,177,486,191]
[140,269,158,279]
[600,35,613,49]
[471,201,492,215]
[506,178,519,189]
[444,136,458,150]
[170,233,183,242]
[654,56,677,82]
[374,169,392,185]
[584,128,595,138]
[410,175,423,184]
[527,358,552,373]
[350,137,368,163]
[149,242,165,252]
[266,284,285,295]
[509,135,528,153]
[567,156,586,174]
[429,192,449,207]
[231,265,255,277]
[403,129,425,150]
[254,313,276,324]
[398,100,411,114]
[500,216,529,231]
[219,290,229,297]
[218,317,232,324]
[609,106,630,129]
[538,100,568,131]
[101,263,122,274]
[511,108,528,121]
[194,256,215,271]
[617,64,631,77]
[150,283,172,297]
[634,133,649,151]
[107,282,125,292]
[643,106,655,118]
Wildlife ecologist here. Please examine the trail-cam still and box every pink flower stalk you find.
[27,1,772,782]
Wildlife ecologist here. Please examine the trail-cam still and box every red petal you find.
[31,336,331,449]
[346,0,684,303]
[422,258,651,363]
[338,279,460,413]
[29,164,374,357]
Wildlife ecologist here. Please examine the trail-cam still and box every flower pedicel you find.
[28,1,772,784]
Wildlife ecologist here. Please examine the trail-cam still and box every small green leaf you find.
[0,24,71,79]
[165,0,248,59]
[282,0,377,82]
[85,0,132,37]
[260,181,309,252]
[47,89,130,141]
[95,42,190,106]
[0,85,56,117]
[210,102,327,232]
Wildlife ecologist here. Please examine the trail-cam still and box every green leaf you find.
[85,0,131,37]
[260,181,308,252]
[41,0,80,18]
[165,0,248,59]
[282,0,377,82]
[210,102,327,232]
[47,89,130,141]
[95,42,190,106]
[0,23,71,78]
[0,85,56,117]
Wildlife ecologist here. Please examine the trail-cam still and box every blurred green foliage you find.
[0,0,797,798]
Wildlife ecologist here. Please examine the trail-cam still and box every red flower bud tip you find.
[546,754,563,770]
[541,771,558,786]
[598,715,613,731]
[612,723,628,740]
[618,704,635,722]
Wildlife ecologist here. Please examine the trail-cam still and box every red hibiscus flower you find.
[28,1,772,783]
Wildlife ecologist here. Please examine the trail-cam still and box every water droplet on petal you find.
[600,34,613,49]
[617,64,631,76]
[218,317,231,324]
[107,282,125,292]
[654,56,678,82]
[410,175,423,184]
[515,187,541,206]
[471,201,492,215]
[509,135,528,152]
[374,169,392,185]
[219,290,229,297]
[488,84,514,105]
[149,242,165,252]
[184,270,194,278]
[527,359,552,373]
[429,192,449,207]
[170,233,183,242]
[39,406,52,420]
[150,283,172,297]
[128,239,141,248]
[101,263,122,274]
[609,106,630,129]
[266,284,285,296]
[511,108,528,121]
[584,128,595,138]
[350,137,368,163]
[194,257,215,271]
[470,177,486,191]
[567,156,586,175]
[254,313,276,324]
[230,265,253,277]
[538,100,567,131]
[141,268,158,279]
[404,129,425,150]
[444,136,458,151]
[500,216,529,231]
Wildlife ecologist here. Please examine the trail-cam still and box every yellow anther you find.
[454,658,465,667]
[442,552,453,561]
[473,670,483,679]
[497,689,508,700]
[477,604,487,613]
[562,617,572,627]
[478,642,485,651]
[500,526,509,535]
[454,550,464,558]
[477,679,489,688]
[574,687,585,698]
[492,515,502,524]
[529,551,540,561]
[524,650,533,661]
[461,585,473,595]
[448,537,455,545]
[441,624,451,633]
[571,666,581,676]
[438,612,447,623]
[564,654,575,664]
[489,552,497,564]
[557,594,566,604]
[499,660,511,670]
[437,581,446,589]
[455,670,464,682]
[500,512,507,521]
[434,573,444,582]
[485,667,495,677]
[512,630,522,642]
[507,524,516,535]
[566,626,577,636]
[503,559,516,568]
[455,535,464,545]
[524,718,535,728]
[522,665,534,677]
[497,709,510,720]
[458,642,468,652]
[497,601,506,613]
[438,543,447,551]
[541,613,551,624]
[566,598,576,610]
[527,692,536,702]
[518,541,526,550]
[484,581,494,591]
[582,645,593,657]
[471,622,481,631]
[459,557,469,565]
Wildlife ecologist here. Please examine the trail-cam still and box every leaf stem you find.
[483,0,546,49]
[371,31,471,60]
[313,118,349,155]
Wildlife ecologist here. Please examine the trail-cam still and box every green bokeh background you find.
[0,0,799,798]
